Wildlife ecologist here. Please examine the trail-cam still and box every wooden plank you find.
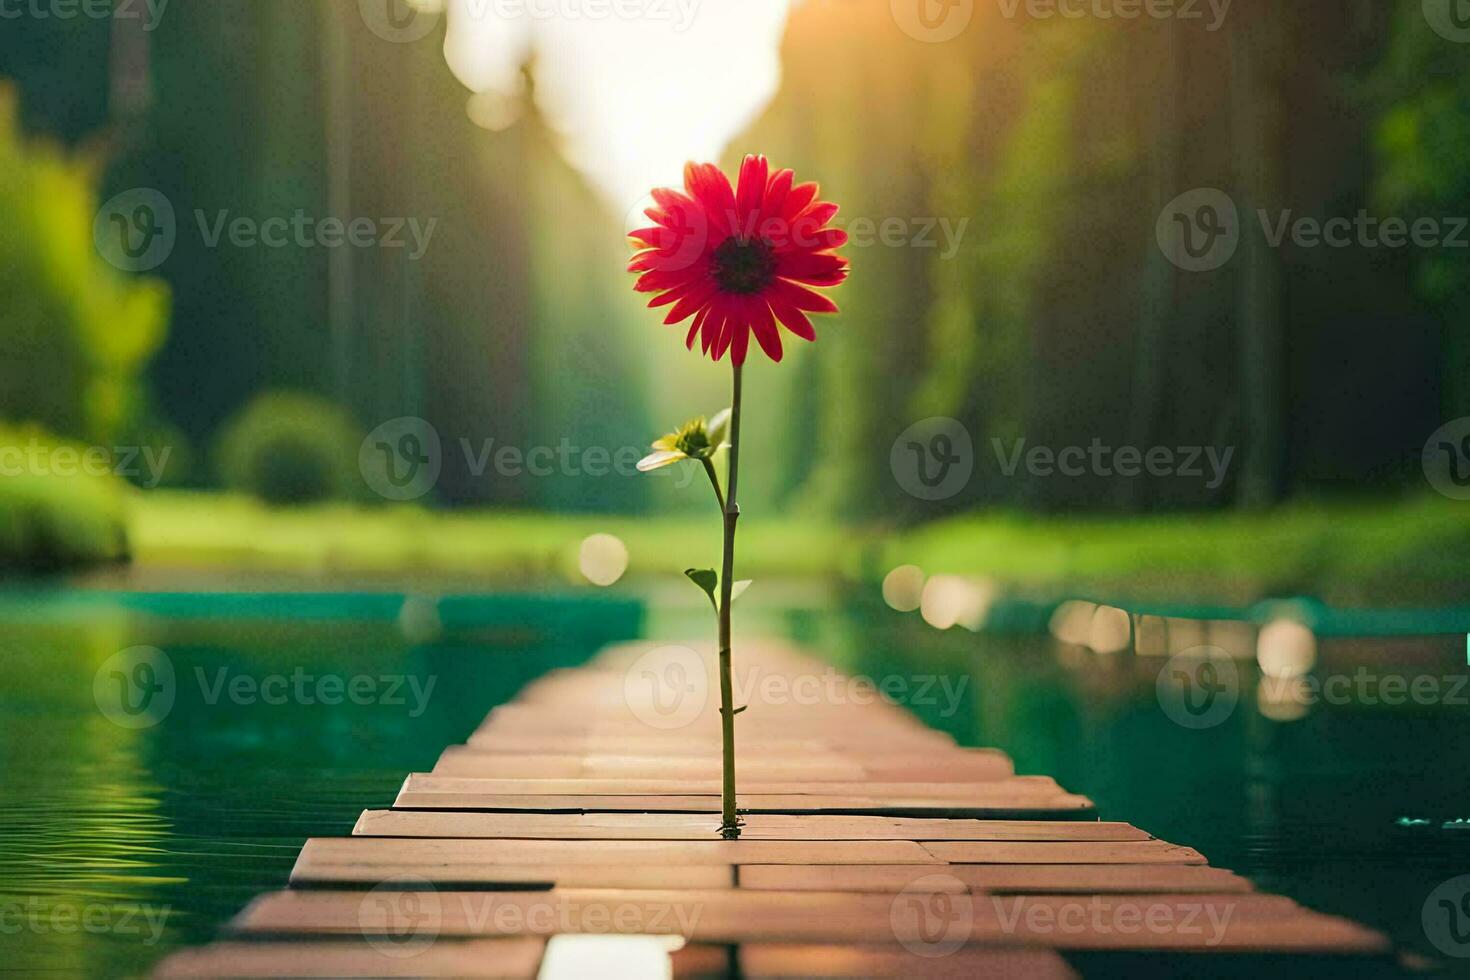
[738,864,1254,894]
[231,888,1389,952]
[738,944,1079,979]
[431,750,870,782]
[397,775,1046,802]
[384,793,1092,818]
[353,810,1104,840]
[153,938,545,978]
[296,837,943,870]
[292,862,735,890]
[922,840,1206,865]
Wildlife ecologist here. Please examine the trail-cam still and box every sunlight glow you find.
[444,0,794,211]
[882,564,926,612]
[578,532,629,585]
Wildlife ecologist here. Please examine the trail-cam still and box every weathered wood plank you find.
[738,864,1254,894]
[230,888,1390,953]
[397,774,1046,802]
[738,943,1079,979]
[296,836,943,870]
[353,809,1103,840]
[153,938,545,978]
[291,862,735,890]
[921,840,1207,865]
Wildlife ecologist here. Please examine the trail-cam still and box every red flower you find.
[628,155,848,365]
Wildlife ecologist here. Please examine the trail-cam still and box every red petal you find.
[794,201,839,228]
[647,277,704,306]
[687,308,707,349]
[701,308,724,355]
[773,278,840,314]
[730,318,751,366]
[749,300,783,363]
[764,168,794,222]
[780,182,819,222]
[778,251,848,285]
[635,270,697,293]
[736,154,769,230]
[683,162,734,237]
[769,291,816,341]
[664,283,715,324]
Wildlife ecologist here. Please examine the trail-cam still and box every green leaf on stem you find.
[684,568,718,609]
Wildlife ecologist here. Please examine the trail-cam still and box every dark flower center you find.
[711,237,777,295]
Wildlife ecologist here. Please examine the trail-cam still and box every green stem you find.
[716,364,743,839]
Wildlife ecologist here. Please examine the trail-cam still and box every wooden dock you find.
[155,641,1392,977]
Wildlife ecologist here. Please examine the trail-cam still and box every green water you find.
[2,587,1468,976]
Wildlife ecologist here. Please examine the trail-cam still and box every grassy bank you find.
[112,491,1468,603]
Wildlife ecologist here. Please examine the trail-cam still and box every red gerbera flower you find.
[627,155,848,365]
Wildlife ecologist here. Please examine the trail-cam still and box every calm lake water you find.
[1,586,1467,977]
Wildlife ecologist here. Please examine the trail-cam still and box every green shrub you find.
[215,391,363,505]
[0,424,131,571]
[0,85,169,444]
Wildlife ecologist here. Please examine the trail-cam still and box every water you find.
[1,587,1467,976]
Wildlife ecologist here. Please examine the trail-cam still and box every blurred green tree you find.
[0,85,169,444]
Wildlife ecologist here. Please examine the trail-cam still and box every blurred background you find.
[0,0,1466,601]
[4,2,1470,975]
